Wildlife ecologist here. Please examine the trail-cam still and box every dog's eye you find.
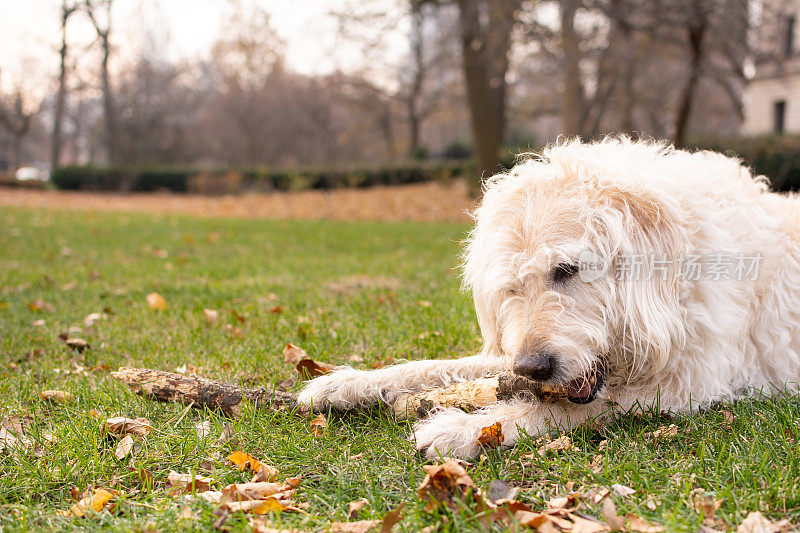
[552,263,579,284]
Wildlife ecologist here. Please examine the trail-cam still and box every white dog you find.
[298,137,800,459]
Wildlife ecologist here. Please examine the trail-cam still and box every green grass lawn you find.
[1,206,799,532]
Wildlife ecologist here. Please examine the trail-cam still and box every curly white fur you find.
[298,137,800,459]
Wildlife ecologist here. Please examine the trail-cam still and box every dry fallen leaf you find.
[63,337,90,352]
[736,511,793,533]
[83,312,106,327]
[203,308,219,325]
[40,390,74,404]
[601,497,626,531]
[330,520,381,533]
[310,414,328,437]
[283,342,337,378]
[611,483,636,498]
[168,471,214,494]
[691,489,723,521]
[537,434,579,456]
[221,482,294,503]
[28,300,54,312]
[58,488,115,518]
[282,343,308,365]
[146,292,168,311]
[646,424,679,439]
[380,502,405,533]
[225,498,291,514]
[114,435,134,460]
[194,420,212,439]
[628,514,665,533]
[417,459,476,511]
[569,514,611,533]
[348,498,369,520]
[477,422,504,448]
[103,417,153,437]
[228,451,264,473]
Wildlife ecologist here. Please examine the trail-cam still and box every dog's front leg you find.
[296,355,503,411]
[413,399,606,460]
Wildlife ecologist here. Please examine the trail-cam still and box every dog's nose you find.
[513,352,556,381]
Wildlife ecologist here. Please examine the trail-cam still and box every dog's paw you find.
[296,368,377,411]
[412,409,486,460]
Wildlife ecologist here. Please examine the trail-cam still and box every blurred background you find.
[1,0,799,196]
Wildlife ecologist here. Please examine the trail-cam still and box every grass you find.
[0,206,799,532]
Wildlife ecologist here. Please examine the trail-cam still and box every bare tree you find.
[84,0,118,164]
[0,80,41,172]
[455,0,521,193]
[51,0,80,169]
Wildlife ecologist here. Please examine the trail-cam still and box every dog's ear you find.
[595,184,689,378]
[594,184,686,256]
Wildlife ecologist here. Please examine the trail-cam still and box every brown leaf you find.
[270,306,284,314]
[417,459,476,511]
[103,417,153,437]
[63,337,90,352]
[537,434,579,456]
[225,497,292,514]
[348,498,369,520]
[83,312,106,327]
[114,435,134,460]
[251,464,280,483]
[282,343,308,365]
[691,489,723,521]
[40,390,74,404]
[203,308,219,325]
[569,514,611,533]
[228,451,264,473]
[628,514,665,533]
[28,300,54,312]
[601,497,626,531]
[58,488,115,517]
[330,520,381,533]
[221,482,294,503]
[645,424,679,439]
[310,414,327,437]
[167,470,214,494]
[296,358,336,379]
[737,511,793,533]
[146,292,168,311]
[611,483,636,498]
[195,421,212,439]
[380,502,405,533]
[477,422,504,448]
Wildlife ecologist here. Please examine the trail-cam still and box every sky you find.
[0,0,409,94]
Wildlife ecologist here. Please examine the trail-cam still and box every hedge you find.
[689,135,800,192]
[51,160,471,193]
[50,135,800,194]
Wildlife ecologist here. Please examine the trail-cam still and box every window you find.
[774,100,787,134]
[786,15,796,56]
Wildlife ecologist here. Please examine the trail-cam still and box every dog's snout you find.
[513,352,556,381]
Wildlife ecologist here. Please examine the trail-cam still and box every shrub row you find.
[50,136,800,194]
[50,160,471,193]
[689,135,800,192]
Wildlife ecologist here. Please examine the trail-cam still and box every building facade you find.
[742,1,800,134]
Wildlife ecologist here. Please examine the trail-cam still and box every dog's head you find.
[463,140,689,404]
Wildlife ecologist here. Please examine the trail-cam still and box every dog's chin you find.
[564,365,605,404]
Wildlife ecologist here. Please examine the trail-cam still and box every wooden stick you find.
[110,367,297,416]
[392,372,566,420]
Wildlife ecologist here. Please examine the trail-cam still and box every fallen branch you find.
[110,367,297,416]
[392,372,564,420]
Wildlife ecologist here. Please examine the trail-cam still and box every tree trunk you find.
[673,9,707,148]
[560,0,584,138]
[407,2,424,157]
[52,2,76,170]
[99,37,117,164]
[456,0,519,197]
